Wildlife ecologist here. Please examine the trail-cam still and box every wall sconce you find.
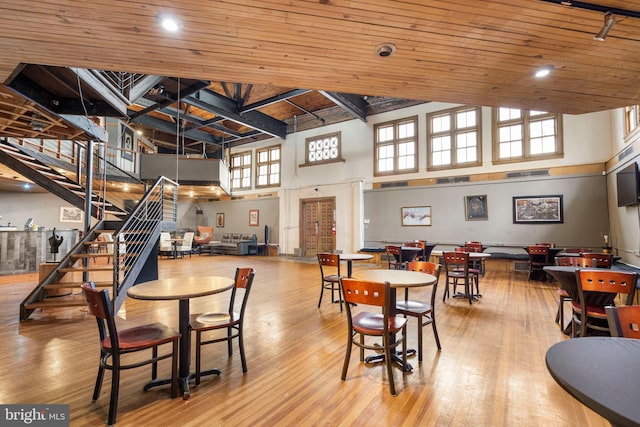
[594,11,616,41]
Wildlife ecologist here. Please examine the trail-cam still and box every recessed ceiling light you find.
[159,14,181,32]
[23,183,31,190]
[534,65,554,78]
[375,43,397,57]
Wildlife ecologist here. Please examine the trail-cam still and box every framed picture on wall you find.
[401,206,431,226]
[249,210,259,226]
[121,124,134,161]
[464,195,488,221]
[513,195,563,224]
[216,213,225,228]
[59,206,83,223]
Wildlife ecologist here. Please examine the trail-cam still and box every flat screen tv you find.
[616,162,640,207]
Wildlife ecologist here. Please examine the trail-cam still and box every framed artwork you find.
[249,209,259,226]
[121,124,134,161]
[216,213,225,228]
[465,195,488,221]
[59,206,83,223]
[513,195,563,224]
[401,206,431,226]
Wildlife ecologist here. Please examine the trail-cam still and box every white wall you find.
[230,103,616,255]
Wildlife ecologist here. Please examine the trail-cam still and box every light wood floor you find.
[1,256,608,427]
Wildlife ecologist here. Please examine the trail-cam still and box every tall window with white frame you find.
[256,144,281,188]
[305,132,342,165]
[373,116,418,176]
[493,107,562,163]
[427,106,481,170]
[230,150,252,190]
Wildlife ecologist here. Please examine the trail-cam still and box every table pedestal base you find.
[142,369,221,400]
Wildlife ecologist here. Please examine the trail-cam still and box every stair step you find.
[58,266,113,272]
[52,179,82,189]
[16,158,50,170]
[44,281,112,290]
[0,143,20,152]
[25,294,88,309]
[70,253,112,259]
[4,150,36,161]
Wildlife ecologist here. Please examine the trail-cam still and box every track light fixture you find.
[594,11,616,41]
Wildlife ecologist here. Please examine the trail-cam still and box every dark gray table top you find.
[546,337,640,427]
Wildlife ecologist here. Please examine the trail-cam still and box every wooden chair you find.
[386,245,404,270]
[403,241,425,260]
[554,257,592,331]
[464,241,485,276]
[606,305,640,339]
[317,253,344,311]
[189,268,255,383]
[395,261,441,361]
[81,282,179,426]
[580,252,613,268]
[527,245,551,281]
[572,269,638,338]
[340,277,407,395]
[442,251,477,305]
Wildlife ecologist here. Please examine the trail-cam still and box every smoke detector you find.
[375,43,397,57]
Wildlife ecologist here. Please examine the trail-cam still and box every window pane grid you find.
[428,106,480,169]
[230,151,252,190]
[306,133,340,164]
[374,117,417,175]
[495,108,560,161]
[256,145,281,188]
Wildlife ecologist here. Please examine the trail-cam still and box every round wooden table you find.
[127,275,235,399]
[339,253,373,277]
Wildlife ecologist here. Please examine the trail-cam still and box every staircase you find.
[0,138,179,320]
[0,138,128,219]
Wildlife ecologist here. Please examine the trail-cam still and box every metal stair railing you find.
[111,176,178,313]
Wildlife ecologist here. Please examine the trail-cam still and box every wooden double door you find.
[300,197,335,257]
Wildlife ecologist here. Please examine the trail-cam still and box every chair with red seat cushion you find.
[395,261,441,361]
[82,282,180,426]
[572,269,637,338]
[340,277,408,395]
[317,253,344,311]
[189,267,255,383]
[442,251,478,305]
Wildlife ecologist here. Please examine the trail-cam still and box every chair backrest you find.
[443,251,469,274]
[528,245,549,256]
[464,242,483,253]
[536,242,553,247]
[341,278,390,309]
[317,253,341,277]
[102,233,114,253]
[576,269,638,306]
[386,245,402,256]
[580,252,613,268]
[405,261,440,303]
[555,256,592,267]
[229,267,255,317]
[182,232,194,247]
[160,232,171,243]
[81,282,117,347]
[606,305,640,339]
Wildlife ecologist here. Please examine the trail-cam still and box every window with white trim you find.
[305,132,342,165]
[427,106,481,170]
[493,107,562,163]
[230,150,252,190]
[374,116,418,176]
[256,145,280,188]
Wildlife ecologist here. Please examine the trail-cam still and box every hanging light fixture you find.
[594,11,616,41]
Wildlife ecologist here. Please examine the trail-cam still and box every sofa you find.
[202,233,258,255]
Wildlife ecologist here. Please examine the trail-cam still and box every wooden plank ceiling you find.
[0,0,639,190]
